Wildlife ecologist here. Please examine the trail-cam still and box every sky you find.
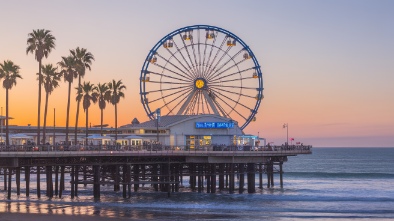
[0,0,393,147]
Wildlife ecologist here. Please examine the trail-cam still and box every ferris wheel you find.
[140,25,263,130]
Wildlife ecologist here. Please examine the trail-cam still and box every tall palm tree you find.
[76,82,98,146]
[41,64,61,145]
[58,56,77,146]
[71,47,95,145]
[0,60,22,146]
[97,83,111,136]
[26,29,56,145]
[108,79,126,143]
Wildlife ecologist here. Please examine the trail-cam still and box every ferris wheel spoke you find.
[201,38,210,78]
[210,88,252,112]
[149,80,190,85]
[197,30,204,78]
[149,69,191,83]
[202,35,219,79]
[178,33,199,76]
[155,53,195,81]
[209,85,255,99]
[203,36,228,79]
[164,49,196,79]
[146,84,191,94]
[148,86,193,104]
[172,37,197,78]
[160,87,193,113]
[208,84,257,90]
[211,76,255,85]
[212,97,230,118]
[206,48,244,81]
[211,90,248,121]
[208,58,248,82]
[210,66,255,83]
[190,33,201,77]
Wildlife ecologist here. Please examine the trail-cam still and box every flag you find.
[296,142,301,145]
[290,138,294,141]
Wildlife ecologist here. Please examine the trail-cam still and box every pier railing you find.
[0,144,312,157]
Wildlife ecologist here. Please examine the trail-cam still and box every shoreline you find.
[0,212,127,221]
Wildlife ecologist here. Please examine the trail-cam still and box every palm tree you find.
[0,60,22,146]
[26,29,56,145]
[71,47,95,145]
[97,83,111,136]
[108,79,126,143]
[76,82,98,146]
[58,56,77,146]
[41,64,61,145]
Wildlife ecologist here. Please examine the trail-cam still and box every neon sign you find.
[195,122,234,129]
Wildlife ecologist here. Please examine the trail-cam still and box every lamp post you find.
[283,123,288,147]
[156,108,161,143]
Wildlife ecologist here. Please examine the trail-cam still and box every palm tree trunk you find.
[65,82,71,146]
[115,103,118,143]
[37,59,42,145]
[42,92,49,145]
[74,76,81,146]
[5,89,9,147]
[100,108,103,136]
[85,108,88,147]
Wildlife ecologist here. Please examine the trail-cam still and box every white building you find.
[119,114,258,149]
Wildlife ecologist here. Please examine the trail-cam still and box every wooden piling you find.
[16,167,20,196]
[25,166,30,197]
[247,163,255,193]
[7,168,12,200]
[211,164,216,194]
[37,166,41,198]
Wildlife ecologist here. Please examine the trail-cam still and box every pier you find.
[0,145,311,199]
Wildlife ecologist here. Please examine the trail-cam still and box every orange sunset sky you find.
[0,0,393,147]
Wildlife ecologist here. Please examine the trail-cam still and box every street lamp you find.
[283,123,288,147]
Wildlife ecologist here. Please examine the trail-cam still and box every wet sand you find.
[0,213,129,221]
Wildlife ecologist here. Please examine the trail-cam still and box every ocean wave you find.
[285,171,394,179]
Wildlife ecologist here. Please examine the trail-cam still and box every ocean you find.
[1,147,394,220]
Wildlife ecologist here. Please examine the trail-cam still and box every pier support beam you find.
[93,165,100,199]
[71,166,75,199]
[211,164,216,194]
[279,162,283,188]
[3,168,6,191]
[247,163,256,193]
[59,166,65,198]
[55,166,59,196]
[218,164,224,191]
[37,166,41,198]
[153,164,158,191]
[122,164,127,198]
[229,163,235,194]
[7,168,12,199]
[25,166,30,197]
[114,165,120,192]
[133,165,139,192]
[259,164,263,189]
[16,167,20,196]
[239,163,245,194]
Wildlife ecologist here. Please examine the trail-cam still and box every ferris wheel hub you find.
[194,78,207,89]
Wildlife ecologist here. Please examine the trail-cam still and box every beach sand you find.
[0,213,128,221]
